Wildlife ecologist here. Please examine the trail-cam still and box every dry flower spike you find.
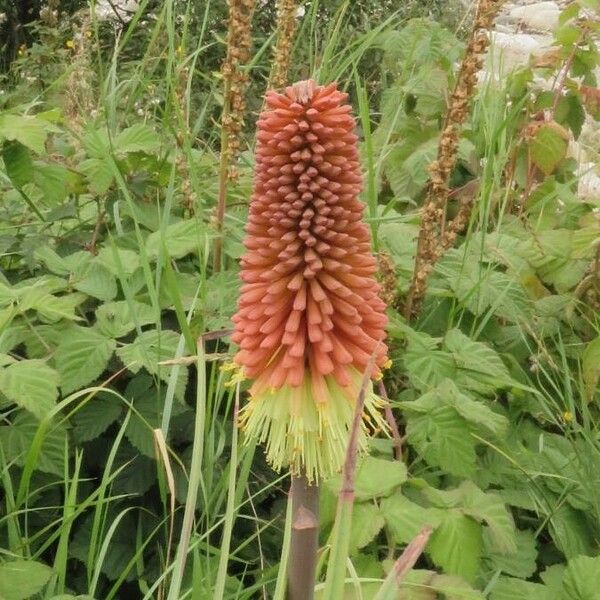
[232,80,389,482]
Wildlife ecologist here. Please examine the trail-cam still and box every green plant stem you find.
[323,353,377,599]
[287,474,320,600]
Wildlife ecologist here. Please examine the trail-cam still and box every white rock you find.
[94,0,139,22]
[508,2,560,32]
[578,163,600,203]
[487,31,553,76]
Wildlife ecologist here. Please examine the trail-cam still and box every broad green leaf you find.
[33,293,87,323]
[72,394,122,442]
[145,219,204,260]
[444,329,513,388]
[0,559,53,600]
[95,300,155,338]
[73,262,117,301]
[54,326,116,394]
[34,245,73,276]
[2,140,33,187]
[484,528,538,578]
[458,482,516,554]
[561,555,600,600]
[116,329,187,400]
[348,502,384,552]
[34,163,73,205]
[0,412,67,475]
[529,122,568,175]
[549,504,596,559]
[381,494,443,545]
[0,359,59,419]
[354,456,407,500]
[0,113,51,153]
[403,404,476,477]
[95,246,141,276]
[582,336,600,402]
[80,157,114,194]
[114,123,160,154]
[428,512,482,583]
[490,577,551,600]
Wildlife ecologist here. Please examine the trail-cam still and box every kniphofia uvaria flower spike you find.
[231,79,389,482]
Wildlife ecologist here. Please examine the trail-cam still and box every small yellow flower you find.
[563,411,573,423]
[65,39,76,49]
[17,44,27,57]
[85,30,92,38]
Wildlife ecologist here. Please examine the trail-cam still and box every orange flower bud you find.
[232,80,389,481]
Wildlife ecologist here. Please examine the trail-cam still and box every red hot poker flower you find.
[231,79,389,481]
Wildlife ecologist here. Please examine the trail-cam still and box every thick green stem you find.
[287,474,320,600]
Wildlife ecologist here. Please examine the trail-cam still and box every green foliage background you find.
[0,0,599,599]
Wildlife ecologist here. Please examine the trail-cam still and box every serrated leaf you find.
[0,559,53,600]
[403,404,476,477]
[484,528,538,578]
[72,394,122,442]
[0,411,67,475]
[348,502,384,552]
[561,555,600,600]
[0,113,50,153]
[95,246,140,276]
[95,300,155,338]
[429,512,482,583]
[381,494,444,545]
[114,123,160,154]
[0,359,59,419]
[444,329,513,388]
[529,122,568,176]
[33,293,87,323]
[490,577,550,600]
[80,157,114,194]
[116,329,187,400]
[145,220,204,260]
[3,140,34,187]
[73,262,117,301]
[54,326,116,394]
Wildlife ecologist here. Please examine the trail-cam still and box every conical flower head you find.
[232,80,389,482]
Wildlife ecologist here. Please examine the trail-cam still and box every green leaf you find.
[458,482,516,554]
[348,502,384,553]
[2,140,34,187]
[444,329,514,389]
[33,293,87,323]
[72,394,122,442]
[529,122,568,176]
[0,412,67,475]
[0,113,51,153]
[354,456,407,500]
[490,577,551,600]
[54,326,116,394]
[582,336,600,402]
[381,494,443,545]
[0,359,59,419]
[0,559,53,600]
[549,504,596,559]
[116,330,187,400]
[145,220,204,260]
[484,529,538,578]
[95,246,140,276]
[429,512,482,583]
[73,262,117,301]
[80,157,114,194]
[95,300,155,338]
[562,555,600,600]
[403,403,476,477]
[114,124,161,154]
